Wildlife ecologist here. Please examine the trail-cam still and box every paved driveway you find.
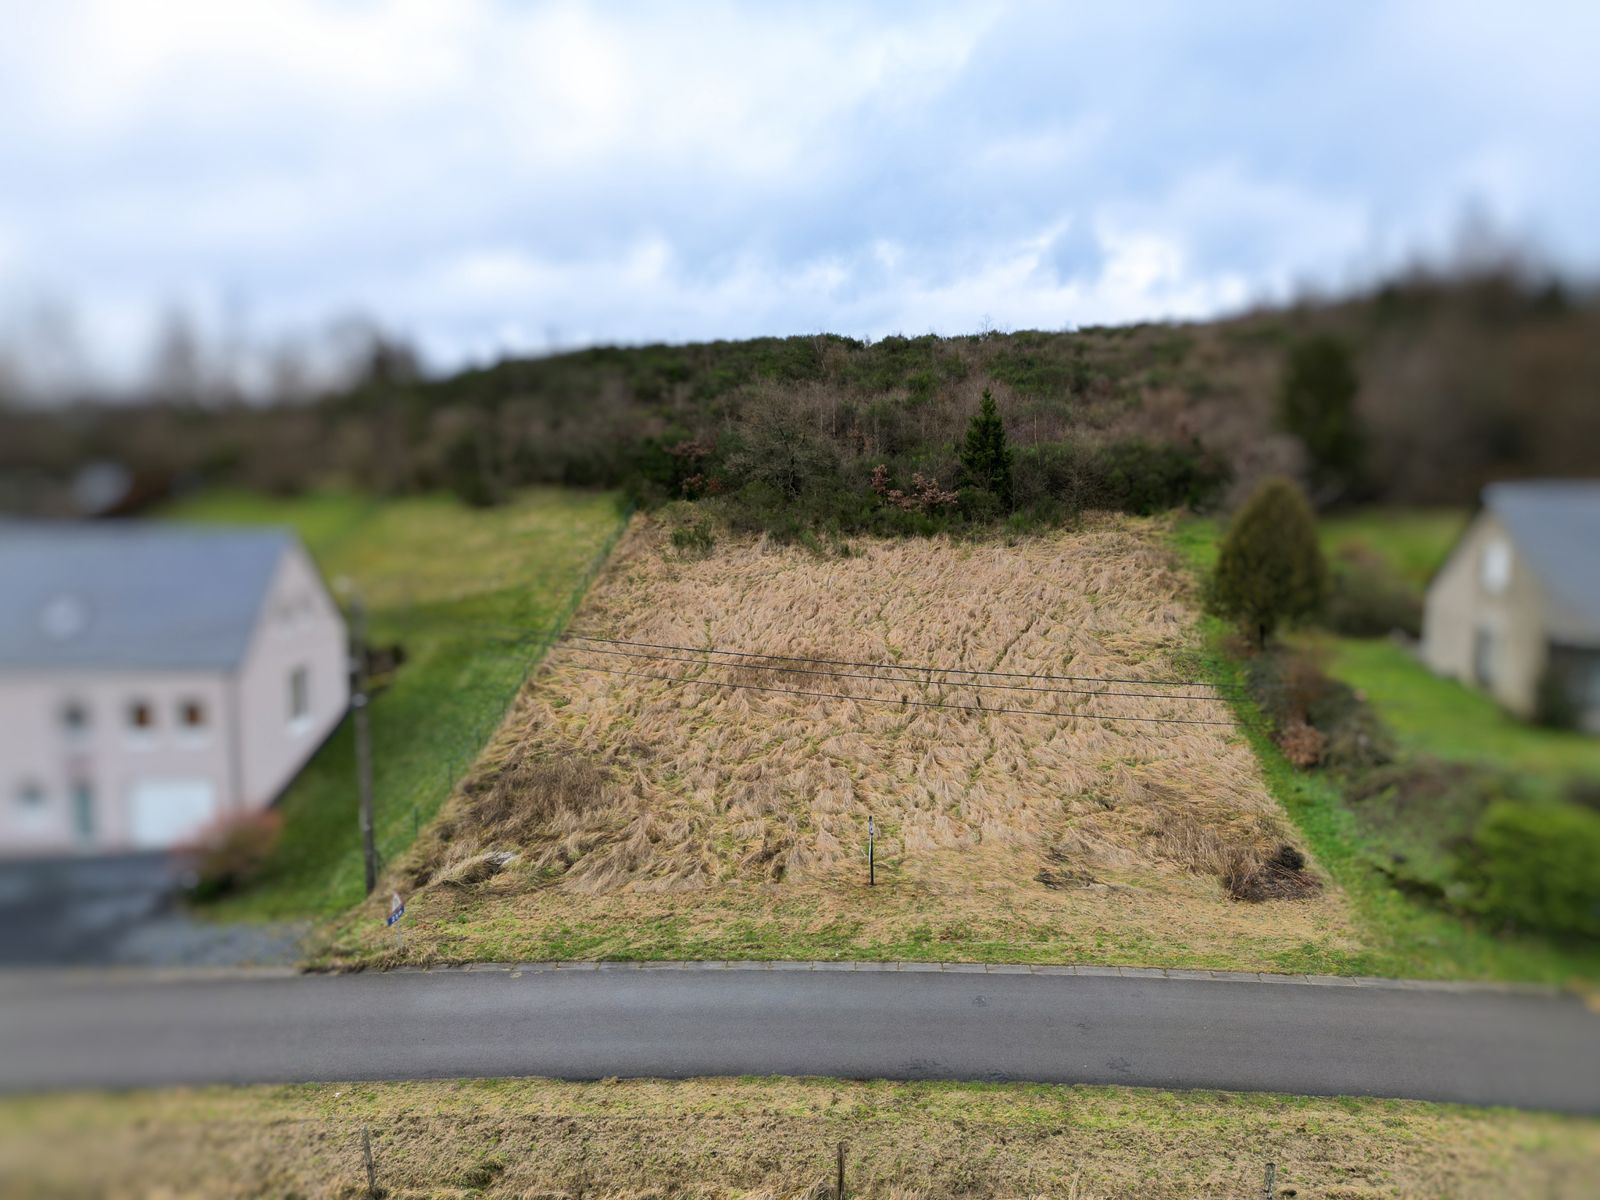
[0,853,303,967]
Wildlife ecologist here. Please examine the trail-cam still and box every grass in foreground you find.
[320,513,1364,973]
[1,1077,1594,1199]
[166,487,628,919]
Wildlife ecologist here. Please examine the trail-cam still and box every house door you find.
[127,779,218,849]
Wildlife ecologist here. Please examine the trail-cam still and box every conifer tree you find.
[959,388,1013,509]
[1210,476,1327,647]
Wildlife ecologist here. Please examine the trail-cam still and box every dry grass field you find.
[321,514,1363,971]
[3,1077,1595,1200]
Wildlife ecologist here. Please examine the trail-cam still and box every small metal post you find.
[1263,1161,1276,1198]
[836,1141,846,1200]
[867,816,875,887]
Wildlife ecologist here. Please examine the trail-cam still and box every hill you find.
[4,268,1597,534]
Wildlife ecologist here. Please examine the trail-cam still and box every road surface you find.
[2,963,1596,1112]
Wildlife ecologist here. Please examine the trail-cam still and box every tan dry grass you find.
[331,515,1361,969]
[2,1077,1595,1200]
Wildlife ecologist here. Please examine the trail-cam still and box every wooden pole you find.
[1263,1161,1276,1198]
[361,1126,377,1198]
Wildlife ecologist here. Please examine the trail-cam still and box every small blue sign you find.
[386,892,405,926]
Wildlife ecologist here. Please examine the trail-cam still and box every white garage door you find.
[127,780,219,849]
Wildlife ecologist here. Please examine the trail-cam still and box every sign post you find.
[867,816,875,887]
[386,891,406,954]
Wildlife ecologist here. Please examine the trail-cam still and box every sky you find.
[2,0,1598,393]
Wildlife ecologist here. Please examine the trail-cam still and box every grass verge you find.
[2,1077,1594,1200]
[1173,516,1600,985]
[166,487,629,919]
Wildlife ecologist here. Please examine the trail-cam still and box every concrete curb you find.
[395,959,1568,996]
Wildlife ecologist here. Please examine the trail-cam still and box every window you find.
[127,699,156,733]
[14,781,49,833]
[288,666,310,728]
[1480,538,1511,593]
[60,700,90,741]
[70,781,94,842]
[1473,627,1496,688]
[178,699,207,730]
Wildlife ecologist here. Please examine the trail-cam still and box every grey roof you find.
[0,521,298,671]
[1483,480,1600,642]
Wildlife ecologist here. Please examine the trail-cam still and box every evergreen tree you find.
[1279,335,1365,496]
[959,388,1013,508]
[1210,476,1328,647]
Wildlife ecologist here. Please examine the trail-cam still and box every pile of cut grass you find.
[2,1077,1595,1200]
[323,515,1360,971]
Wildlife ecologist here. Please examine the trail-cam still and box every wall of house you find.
[235,543,349,810]
[1422,512,1551,716]
[0,669,233,855]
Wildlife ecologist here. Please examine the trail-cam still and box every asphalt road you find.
[3,963,1597,1112]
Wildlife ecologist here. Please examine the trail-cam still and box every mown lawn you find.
[1317,507,1469,586]
[1172,514,1600,985]
[1326,636,1600,782]
[166,488,628,919]
[3,1077,1594,1199]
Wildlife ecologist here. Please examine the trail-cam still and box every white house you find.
[0,522,349,855]
[1422,481,1600,733]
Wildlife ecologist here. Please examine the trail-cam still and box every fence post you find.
[361,1126,377,1198]
[1262,1161,1276,1198]
[836,1141,846,1200]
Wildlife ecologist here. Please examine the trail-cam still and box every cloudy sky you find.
[3,0,1598,390]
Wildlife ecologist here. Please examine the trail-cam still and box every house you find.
[1422,481,1600,733]
[0,522,349,855]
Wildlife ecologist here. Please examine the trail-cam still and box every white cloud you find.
[1,0,1597,391]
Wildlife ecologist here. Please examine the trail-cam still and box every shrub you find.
[670,519,716,556]
[1209,477,1328,647]
[1323,560,1423,638]
[1457,802,1600,938]
[1082,438,1228,514]
[1277,720,1327,768]
[1534,665,1581,731]
[187,811,283,901]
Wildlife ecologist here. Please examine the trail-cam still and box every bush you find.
[1277,720,1327,768]
[1323,560,1423,638]
[187,811,283,901]
[1458,801,1600,938]
[1210,477,1329,647]
[1082,438,1228,514]
[670,519,716,556]
[1535,665,1581,731]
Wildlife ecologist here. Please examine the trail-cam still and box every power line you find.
[562,631,1239,692]
[561,641,1235,704]
[572,663,1243,728]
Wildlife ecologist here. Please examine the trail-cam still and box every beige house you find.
[0,522,348,855]
[1422,481,1600,733]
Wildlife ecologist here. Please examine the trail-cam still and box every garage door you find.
[127,780,218,849]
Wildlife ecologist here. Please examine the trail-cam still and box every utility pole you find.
[348,588,377,896]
